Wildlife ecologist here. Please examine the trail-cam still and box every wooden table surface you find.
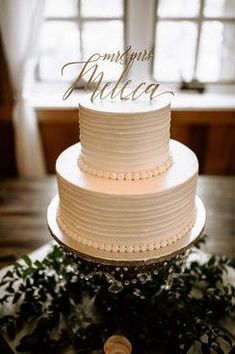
[0,176,234,268]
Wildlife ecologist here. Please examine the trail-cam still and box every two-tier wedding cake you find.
[54,96,199,262]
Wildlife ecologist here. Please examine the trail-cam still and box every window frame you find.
[37,0,235,86]
[154,0,235,84]
[37,0,126,82]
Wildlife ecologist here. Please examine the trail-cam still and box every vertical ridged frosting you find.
[79,98,171,179]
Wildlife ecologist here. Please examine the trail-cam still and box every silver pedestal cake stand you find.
[47,195,206,289]
[47,194,206,353]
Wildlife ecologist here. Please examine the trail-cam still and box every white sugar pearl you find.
[140,172,147,180]
[165,159,172,169]
[117,173,125,181]
[119,245,126,253]
[140,244,147,252]
[134,245,140,252]
[152,169,159,177]
[154,242,160,249]
[127,246,134,253]
[93,242,98,249]
[99,243,105,250]
[159,165,166,174]
[177,233,183,240]
[103,171,110,179]
[125,173,132,181]
[147,243,154,251]
[161,240,167,247]
[112,245,119,253]
[97,169,104,177]
[105,244,112,252]
[110,172,117,180]
[133,173,140,181]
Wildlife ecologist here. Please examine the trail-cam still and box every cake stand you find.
[47,194,205,288]
[47,195,205,353]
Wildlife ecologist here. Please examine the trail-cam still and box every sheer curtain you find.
[0,0,46,177]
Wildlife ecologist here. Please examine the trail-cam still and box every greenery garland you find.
[0,236,234,354]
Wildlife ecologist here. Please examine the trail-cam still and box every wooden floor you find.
[0,176,234,268]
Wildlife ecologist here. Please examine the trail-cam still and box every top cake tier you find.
[78,97,172,181]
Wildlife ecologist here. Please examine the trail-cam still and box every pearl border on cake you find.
[78,155,173,181]
[57,214,195,254]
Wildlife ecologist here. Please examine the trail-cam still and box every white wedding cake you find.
[55,96,198,262]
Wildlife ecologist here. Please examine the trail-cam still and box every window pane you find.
[197,22,235,81]
[39,21,80,81]
[204,0,235,18]
[81,0,123,18]
[158,0,200,18]
[82,21,124,80]
[44,0,78,18]
[154,21,198,81]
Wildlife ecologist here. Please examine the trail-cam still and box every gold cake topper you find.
[62,45,174,102]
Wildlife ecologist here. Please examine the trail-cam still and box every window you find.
[38,0,235,86]
[38,0,125,82]
[154,0,235,83]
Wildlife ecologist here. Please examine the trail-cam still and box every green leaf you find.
[34,260,43,268]
[0,280,8,287]
[0,237,234,353]
[2,270,13,280]
[0,294,10,304]
[5,284,15,294]
[14,261,23,269]
[22,255,32,267]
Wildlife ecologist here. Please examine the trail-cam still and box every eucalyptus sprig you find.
[0,237,234,354]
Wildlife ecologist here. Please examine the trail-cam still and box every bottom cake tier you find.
[55,140,198,260]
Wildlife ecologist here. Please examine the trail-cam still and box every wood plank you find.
[0,178,56,267]
[204,126,235,174]
[172,110,235,125]
[197,176,235,257]
[170,125,192,147]
[39,123,78,173]
[36,109,78,124]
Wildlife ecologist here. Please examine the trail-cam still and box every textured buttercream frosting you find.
[79,97,171,179]
[56,140,198,254]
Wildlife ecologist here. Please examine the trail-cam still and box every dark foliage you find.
[0,236,234,353]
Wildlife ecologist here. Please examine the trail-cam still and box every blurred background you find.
[0,0,235,178]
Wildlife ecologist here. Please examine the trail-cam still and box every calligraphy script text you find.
[62,46,173,101]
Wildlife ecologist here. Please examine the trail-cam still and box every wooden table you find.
[0,176,234,269]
